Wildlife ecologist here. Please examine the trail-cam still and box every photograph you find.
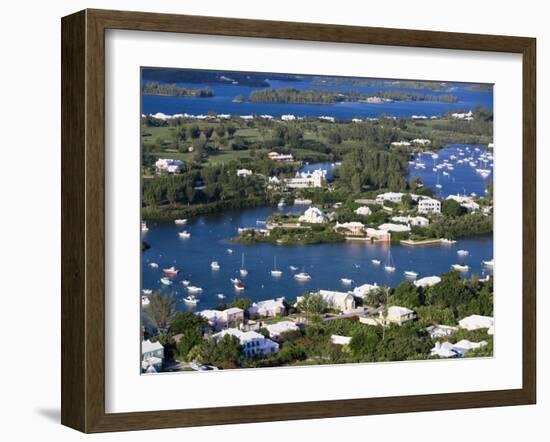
[139,68,495,373]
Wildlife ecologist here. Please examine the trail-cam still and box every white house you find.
[287,169,326,189]
[199,307,244,330]
[417,197,441,214]
[352,283,379,299]
[155,158,184,174]
[391,141,411,147]
[431,339,487,358]
[333,221,365,236]
[264,321,299,339]
[299,207,327,224]
[141,339,164,372]
[214,328,279,357]
[412,138,431,145]
[414,276,442,288]
[281,114,296,121]
[385,306,416,325]
[312,290,356,312]
[458,315,494,331]
[451,110,474,120]
[330,335,352,346]
[355,206,373,216]
[378,223,411,233]
[376,192,404,204]
[365,227,391,242]
[237,168,253,177]
[268,152,294,162]
[426,324,458,338]
[391,215,430,227]
[248,298,286,317]
[446,194,480,212]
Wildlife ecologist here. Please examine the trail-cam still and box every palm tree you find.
[144,292,176,339]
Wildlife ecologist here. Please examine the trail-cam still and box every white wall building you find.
[417,197,441,214]
[268,152,294,162]
[431,339,487,358]
[330,335,352,345]
[264,321,299,339]
[391,215,430,226]
[248,298,286,317]
[214,328,279,358]
[355,206,372,216]
[376,192,404,204]
[314,290,356,312]
[426,324,458,338]
[352,283,379,298]
[299,206,327,224]
[155,158,184,174]
[459,315,494,331]
[378,223,411,233]
[414,276,442,287]
[198,307,244,330]
[385,306,416,325]
[237,168,253,177]
[333,221,365,236]
[141,340,164,372]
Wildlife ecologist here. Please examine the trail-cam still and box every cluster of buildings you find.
[155,158,184,174]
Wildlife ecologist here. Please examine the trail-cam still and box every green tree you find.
[144,292,176,339]
[297,292,326,316]
[442,199,466,217]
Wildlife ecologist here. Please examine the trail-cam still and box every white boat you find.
[294,272,311,281]
[227,248,234,254]
[230,278,241,284]
[432,167,438,172]
[234,281,245,291]
[180,279,191,286]
[431,153,439,159]
[160,277,172,285]
[457,250,469,256]
[162,266,179,276]
[289,265,298,271]
[174,219,188,225]
[141,221,149,232]
[239,253,248,277]
[384,250,396,272]
[142,289,152,295]
[451,264,469,272]
[277,200,286,208]
[442,171,449,176]
[211,261,220,270]
[217,293,226,299]
[148,262,159,269]
[340,278,353,285]
[371,259,381,266]
[178,231,191,239]
[441,238,457,244]
[404,271,418,278]
[184,295,199,305]
[187,286,203,294]
[482,259,495,268]
[480,171,490,179]
[141,295,150,306]
[271,257,283,277]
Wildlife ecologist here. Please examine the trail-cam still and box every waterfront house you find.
[214,328,279,358]
[459,315,494,331]
[355,206,373,216]
[414,275,442,287]
[264,321,299,339]
[426,324,458,338]
[248,298,286,317]
[365,227,391,242]
[318,290,356,312]
[376,192,404,204]
[352,283,379,299]
[384,306,416,325]
[417,197,441,214]
[237,168,253,177]
[155,158,184,174]
[333,221,366,236]
[391,215,430,227]
[330,335,352,346]
[299,207,327,224]
[141,339,164,372]
[431,339,487,358]
[378,223,411,233]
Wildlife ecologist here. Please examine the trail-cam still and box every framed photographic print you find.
[61,9,536,433]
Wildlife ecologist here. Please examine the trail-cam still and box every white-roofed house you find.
[355,206,372,216]
[155,158,184,174]
[378,223,411,233]
[299,207,327,224]
[333,221,366,236]
[417,197,441,214]
[426,324,458,338]
[376,192,404,204]
[237,168,253,177]
[365,227,391,242]
[198,307,244,330]
[264,321,299,339]
[414,276,442,288]
[248,298,286,318]
[330,335,352,346]
[318,290,356,312]
[431,340,487,358]
[391,215,430,227]
[384,306,416,325]
[352,283,379,299]
[141,339,164,372]
[214,328,279,358]
[458,315,494,331]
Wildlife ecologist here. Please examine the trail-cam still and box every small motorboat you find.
[180,279,190,286]
[294,272,311,281]
[371,259,381,266]
[457,250,469,257]
[239,253,248,277]
[160,277,172,286]
[211,261,221,271]
[234,281,245,291]
[271,257,282,277]
[340,278,353,285]
[184,295,199,305]
[178,231,191,239]
[174,219,188,225]
[451,264,469,272]
[384,265,396,273]
[142,289,152,295]
[289,266,298,271]
[163,266,179,276]
[384,251,396,272]
[227,248,234,254]
[141,295,150,306]
[148,262,159,269]
[404,271,418,278]
[217,293,226,300]
[187,286,203,294]
[277,200,286,208]
[482,259,495,268]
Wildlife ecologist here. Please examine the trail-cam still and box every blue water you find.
[407,144,493,198]
[142,206,493,313]
[141,78,492,119]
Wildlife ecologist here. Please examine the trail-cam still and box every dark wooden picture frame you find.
[61,8,536,433]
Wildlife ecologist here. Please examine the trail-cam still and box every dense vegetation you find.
[142,81,214,97]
